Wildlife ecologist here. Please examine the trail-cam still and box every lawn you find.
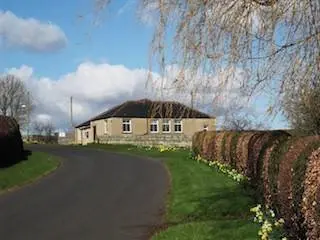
[83,144,259,239]
[0,151,60,192]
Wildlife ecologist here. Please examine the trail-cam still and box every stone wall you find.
[97,133,192,147]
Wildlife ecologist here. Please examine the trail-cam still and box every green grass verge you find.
[82,144,259,239]
[0,151,60,192]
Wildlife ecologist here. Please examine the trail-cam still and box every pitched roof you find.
[75,99,212,128]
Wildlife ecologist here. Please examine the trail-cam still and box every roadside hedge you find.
[192,130,320,239]
[0,115,24,167]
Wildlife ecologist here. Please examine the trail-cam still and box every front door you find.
[93,126,97,143]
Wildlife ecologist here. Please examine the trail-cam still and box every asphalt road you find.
[0,145,169,240]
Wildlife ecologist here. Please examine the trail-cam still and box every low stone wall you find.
[97,133,192,147]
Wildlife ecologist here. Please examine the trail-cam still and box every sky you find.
[0,0,288,132]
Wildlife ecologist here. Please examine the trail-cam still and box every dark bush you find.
[0,115,24,167]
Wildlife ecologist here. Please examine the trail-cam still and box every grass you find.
[0,151,60,192]
[82,144,259,239]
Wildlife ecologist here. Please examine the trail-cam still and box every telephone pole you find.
[70,96,74,128]
[26,91,31,141]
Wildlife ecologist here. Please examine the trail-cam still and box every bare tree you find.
[221,104,267,130]
[94,0,319,113]
[283,79,320,135]
[43,121,55,139]
[33,121,44,136]
[0,74,31,125]
[33,120,56,143]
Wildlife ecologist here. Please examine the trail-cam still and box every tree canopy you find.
[95,0,319,113]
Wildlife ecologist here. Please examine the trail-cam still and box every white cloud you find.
[36,114,52,123]
[4,62,262,130]
[0,10,67,52]
[6,62,155,129]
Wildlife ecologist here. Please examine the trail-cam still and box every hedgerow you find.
[192,130,320,239]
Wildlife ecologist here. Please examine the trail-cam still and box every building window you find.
[174,119,182,133]
[203,124,209,131]
[85,131,89,138]
[162,119,170,133]
[122,119,131,133]
[150,119,159,133]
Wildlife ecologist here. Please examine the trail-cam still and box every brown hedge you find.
[192,130,320,239]
[222,131,236,165]
[214,131,227,163]
[263,134,291,207]
[277,136,320,239]
[201,131,216,160]
[302,147,320,240]
[254,131,291,197]
[192,131,207,156]
[230,132,241,169]
[236,132,257,175]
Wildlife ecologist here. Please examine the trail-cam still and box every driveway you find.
[0,145,169,240]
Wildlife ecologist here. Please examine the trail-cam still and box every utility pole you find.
[70,96,74,128]
[26,91,31,141]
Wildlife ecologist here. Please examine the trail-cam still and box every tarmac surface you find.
[0,145,169,240]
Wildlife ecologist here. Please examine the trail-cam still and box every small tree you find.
[43,121,55,143]
[0,74,32,127]
[283,82,320,135]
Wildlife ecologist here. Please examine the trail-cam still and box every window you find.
[85,131,89,138]
[122,119,131,133]
[203,124,209,131]
[174,119,182,133]
[150,119,159,133]
[162,119,170,133]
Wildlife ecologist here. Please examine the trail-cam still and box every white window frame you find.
[174,119,183,133]
[122,119,132,133]
[162,119,171,133]
[203,124,209,131]
[85,131,89,139]
[150,119,159,133]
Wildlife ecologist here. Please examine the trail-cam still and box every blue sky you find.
[0,0,288,130]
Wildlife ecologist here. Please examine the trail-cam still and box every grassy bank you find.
[83,144,259,239]
[0,151,60,192]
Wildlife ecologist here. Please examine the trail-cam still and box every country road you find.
[0,145,169,240]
